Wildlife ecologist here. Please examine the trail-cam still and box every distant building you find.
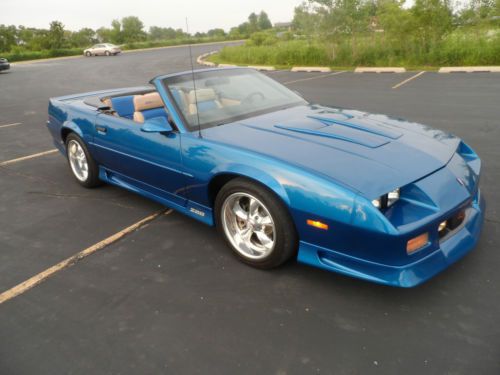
[274,22,292,31]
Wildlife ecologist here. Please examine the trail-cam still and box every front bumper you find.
[297,191,485,287]
[0,62,10,71]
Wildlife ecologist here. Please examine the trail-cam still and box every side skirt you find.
[98,166,214,226]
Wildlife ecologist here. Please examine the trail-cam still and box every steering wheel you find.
[242,91,266,105]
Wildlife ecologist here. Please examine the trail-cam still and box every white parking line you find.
[284,71,346,85]
[392,71,426,89]
[0,209,172,305]
[0,123,22,129]
[0,149,58,167]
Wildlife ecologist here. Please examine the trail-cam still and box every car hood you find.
[202,105,460,198]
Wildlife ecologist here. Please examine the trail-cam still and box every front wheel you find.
[215,178,298,269]
[66,134,102,188]
[85,51,91,57]
[105,50,111,56]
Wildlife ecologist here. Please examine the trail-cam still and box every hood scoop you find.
[307,115,403,140]
[273,114,400,148]
[274,124,388,148]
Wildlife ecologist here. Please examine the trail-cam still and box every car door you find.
[91,114,187,207]
[94,44,105,55]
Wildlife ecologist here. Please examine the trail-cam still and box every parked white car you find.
[84,43,121,57]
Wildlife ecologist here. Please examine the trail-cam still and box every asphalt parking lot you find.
[0,43,499,374]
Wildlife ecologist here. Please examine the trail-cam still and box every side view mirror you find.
[141,116,173,133]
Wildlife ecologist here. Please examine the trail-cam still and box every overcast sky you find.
[0,0,302,32]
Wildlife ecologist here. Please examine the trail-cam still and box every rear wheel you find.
[215,178,298,269]
[65,133,101,188]
[105,50,111,56]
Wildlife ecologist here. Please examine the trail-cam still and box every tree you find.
[293,2,321,36]
[376,0,414,38]
[149,26,178,40]
[110,19,122,44]
[121,16,146,43]
[258,11,273,29]
[47,21,65,49]
[0,25,18,52]
[411,0,453,46]
[311,0,372,36]
[69,28,96,47]
[248,12,259,33]
[207,28,226,38]
[96,27,112,43]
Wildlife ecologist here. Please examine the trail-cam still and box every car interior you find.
[100,87,242,125]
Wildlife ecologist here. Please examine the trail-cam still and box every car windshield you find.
[162,68,307,130]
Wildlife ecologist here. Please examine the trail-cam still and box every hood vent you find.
[307,115,402,140]
[274,124,389,148]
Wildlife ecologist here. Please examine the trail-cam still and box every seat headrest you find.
[102,98,112,107]
[133,92,163,111]
[188,89,217,103]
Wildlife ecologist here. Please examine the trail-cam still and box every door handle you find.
[95,125,107,134]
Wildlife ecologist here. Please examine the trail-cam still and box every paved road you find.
[0,44,499,374]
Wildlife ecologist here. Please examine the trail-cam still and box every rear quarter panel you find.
[48,99,97,152]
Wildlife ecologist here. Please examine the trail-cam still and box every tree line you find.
[0,11,273,53]
[215,0,499,67]
[292,0,499,47]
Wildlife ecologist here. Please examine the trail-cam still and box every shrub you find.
[215,31,500,67]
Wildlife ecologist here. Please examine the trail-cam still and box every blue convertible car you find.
[47,67,485,287]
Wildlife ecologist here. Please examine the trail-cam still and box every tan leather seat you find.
[133,92,165,123]
[187,89,222,115]
[102,98,112,108]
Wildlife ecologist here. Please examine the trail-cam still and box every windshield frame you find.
[160,68,307,132]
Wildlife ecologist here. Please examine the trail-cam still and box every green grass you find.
[210,31,500,68]
[3,48,84,62]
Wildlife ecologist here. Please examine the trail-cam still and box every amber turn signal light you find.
[307,219,329,230]
[407,232,429,254]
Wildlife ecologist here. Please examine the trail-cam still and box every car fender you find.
[208,161,358,243]
[210,163,292,207]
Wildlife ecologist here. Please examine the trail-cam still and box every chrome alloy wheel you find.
[221,192,276,259]
[67,139,89,182]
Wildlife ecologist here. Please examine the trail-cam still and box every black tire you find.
[105,50,111,56]
[85,51,91,57]
[215,177,298,269]
[65,133,102,188]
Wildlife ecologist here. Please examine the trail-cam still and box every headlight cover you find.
[372,188,400,209]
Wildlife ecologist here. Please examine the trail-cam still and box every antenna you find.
[185,17,202,138]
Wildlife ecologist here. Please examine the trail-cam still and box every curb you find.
[438,66,500,73]
[196,51,218,66]
[355,67,406,73]
[291,67,331,73]
[218,63,238,68]
[248,65,276,71]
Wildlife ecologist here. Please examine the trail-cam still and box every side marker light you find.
[407,233,429,254]
[307,219,329,230]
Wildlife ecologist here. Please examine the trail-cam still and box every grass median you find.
[208,31,500,69]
